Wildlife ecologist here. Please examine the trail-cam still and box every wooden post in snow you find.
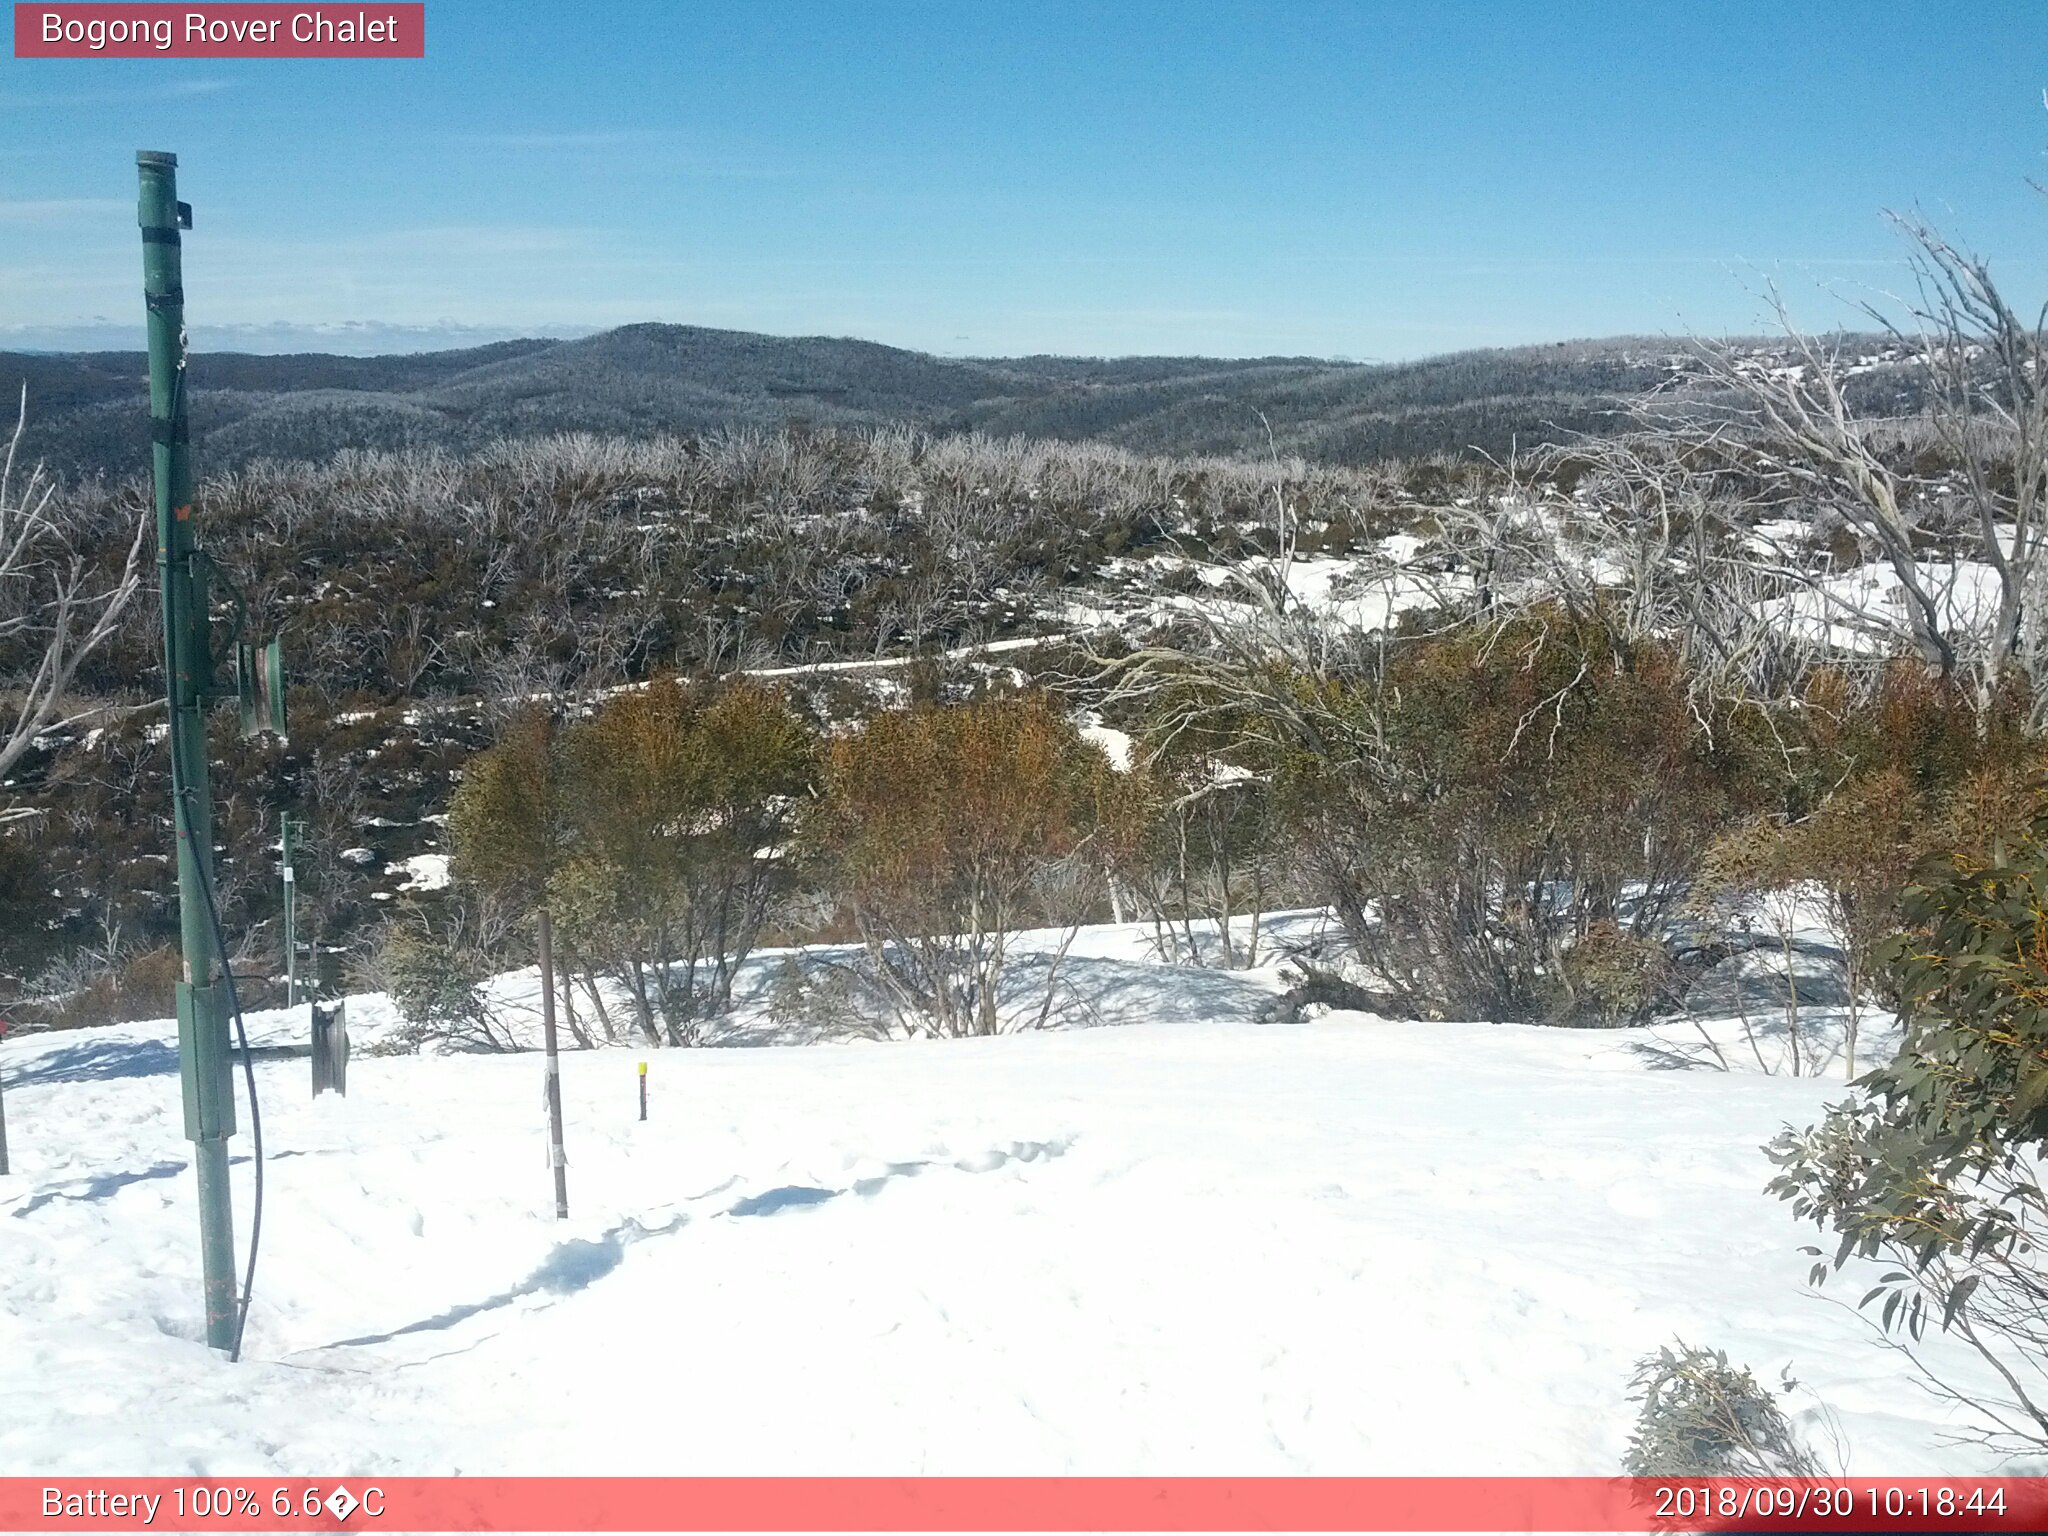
[538,908,569,1219]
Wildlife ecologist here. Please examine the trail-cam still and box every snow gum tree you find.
[450,705,565,913]
[1674,217,2048,722]
[445,704,568,1049]
[1244,604,1768,1022]
[546,679,814,1046]
[815,691,1101,1037]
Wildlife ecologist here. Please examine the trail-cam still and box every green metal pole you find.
[139,150,239,1353]
[282,816,298,1008]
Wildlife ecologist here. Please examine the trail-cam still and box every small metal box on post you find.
[311,1002,348,1098]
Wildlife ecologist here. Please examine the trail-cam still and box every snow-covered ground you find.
[1757,559,2004,654]
[0,916,2005,1477]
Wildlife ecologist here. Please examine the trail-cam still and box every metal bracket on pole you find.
[176,982,236,1141]
[235,636,287,738]
[311,1001,348,1098]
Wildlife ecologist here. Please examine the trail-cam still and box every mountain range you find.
[1,322,1866,480]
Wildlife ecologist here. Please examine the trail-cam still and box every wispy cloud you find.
[447,127,793,178]
[0,78,230,108]
[455,130,660,151]
[0,198,130,227]
[352,224,600,258]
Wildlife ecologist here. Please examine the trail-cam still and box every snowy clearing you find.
[0,917,2008,1477]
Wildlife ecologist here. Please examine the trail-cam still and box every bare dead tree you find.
[1676,310,1960,680]
[1875,212,2048,719]
[383,601,445,697]
[0,389,150,796]
[1652,212,2047,719]
[1255,411,1301,613]
[1481,435,1829,743]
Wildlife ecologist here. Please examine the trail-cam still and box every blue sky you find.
[2,0,2044,357]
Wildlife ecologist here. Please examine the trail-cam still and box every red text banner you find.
[3,1477,2047,1533]
[13,5,424,58]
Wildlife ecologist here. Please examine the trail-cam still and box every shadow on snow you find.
[319,1138,1072,1350]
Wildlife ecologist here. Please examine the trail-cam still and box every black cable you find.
[176,764,264,1364]
[162,324,263,1364]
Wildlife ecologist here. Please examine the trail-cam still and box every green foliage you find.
[1622,1342,1824,1478]
[762,953,872,1038]
[1564,920,1677,1028]
[375,915,509,1054]
[1797,770,1930,972]
[1101,697,1281,967]
[815,691,1101,1036]
[448,705,562,908]
[1767,797,2048,1452]
[1691,675,2039,1071]
[763,953,809,1029]
[533,678,816,1045]
[1776,807,2048,1257]
[819,692,1095,925]
[1794,663,2037,815]
[1268,604,1772,1021]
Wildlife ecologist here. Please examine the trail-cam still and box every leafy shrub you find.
[815,691,1100,1036]
[452,683,816,1048]
[1563,920,1676,1027]
[552,680,815,1045]
[1271,605,1770,1022]
[1768,796,2048,1455]
[1622,1342,1825,1477]
[1097,722,1280,969]
[31,943,183,1031]
[373,913,512,1054]
[762,954,875,1038]
[1254,964,1381,1023]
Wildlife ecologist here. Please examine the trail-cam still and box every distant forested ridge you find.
[1,323,1918,479]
